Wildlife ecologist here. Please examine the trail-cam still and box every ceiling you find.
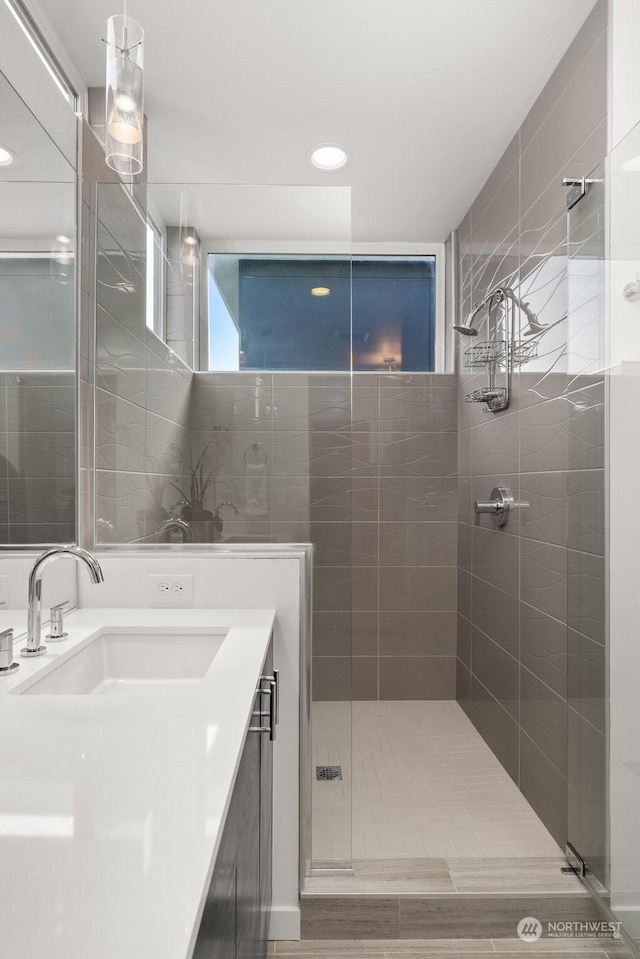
[34,0,598,242]
[0,72,73,183]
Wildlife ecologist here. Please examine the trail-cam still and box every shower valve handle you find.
[474,486,529,528]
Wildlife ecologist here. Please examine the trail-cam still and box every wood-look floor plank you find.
[447,858,583,894]
[301,898,400,940]
[399,897,602,941]
[492,939,623,953]
[272,940,620,959]
[273,941,497,956]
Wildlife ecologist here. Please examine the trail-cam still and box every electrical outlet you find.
[148,574,193,606]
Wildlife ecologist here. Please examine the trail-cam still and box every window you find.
[145,217,164,337]
[207,254,436,372]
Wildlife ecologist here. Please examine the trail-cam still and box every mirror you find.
[0,70,77,547]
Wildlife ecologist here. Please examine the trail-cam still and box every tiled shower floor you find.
[312,701,563,863]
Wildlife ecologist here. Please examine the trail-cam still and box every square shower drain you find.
[316,765,342,781]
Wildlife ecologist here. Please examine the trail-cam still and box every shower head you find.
[453,316,480,337]
[453,306,483,336]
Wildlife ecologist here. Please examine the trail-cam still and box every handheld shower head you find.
[522,315,547,337]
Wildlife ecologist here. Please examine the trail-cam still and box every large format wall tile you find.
[520,538,567,622]
[455,1,607,849]
[470,409,520,476]
[471,626,519,719]
[95,389,146,472]
[379,566,457,612]
[379,656,456,700]
[379,610,457,656]
[567,469,605,556]
[378,385,457,432]
[567,549,605,644]
[379,431,457,477]
[520,602,567,699]
[520,732,568,847]
[379,476,457,522]
[568,628,605,734]
[567,705,607,883]
[463,675,519,784]
[379,522,457,567]
[472,526,519,598]
[471,576,519,658]
[519,398,568,473]
[519,471,567,546]
[520,667,568,776]
[95,182,193,549]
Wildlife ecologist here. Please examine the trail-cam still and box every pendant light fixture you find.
[104,11,144,175]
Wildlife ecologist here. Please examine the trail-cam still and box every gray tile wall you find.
[190,371,458,700]
[93,181,193,544]
[455,0,607,847]
[0,371,76,544]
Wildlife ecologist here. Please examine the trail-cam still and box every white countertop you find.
[0,607,276,959]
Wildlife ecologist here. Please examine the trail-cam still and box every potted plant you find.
[169,430,236,542]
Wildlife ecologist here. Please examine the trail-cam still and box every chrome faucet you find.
[22,546,104,658]
[157,517,194,542]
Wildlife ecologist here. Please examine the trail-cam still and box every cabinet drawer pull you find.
[250,668,279,739]
[261,670,279,725]
[269,678,277,742]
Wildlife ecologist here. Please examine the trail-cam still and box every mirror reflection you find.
[0,69,76,546]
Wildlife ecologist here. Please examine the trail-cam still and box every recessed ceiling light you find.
[309,144,349,171]
[311,286,331,297]
[623,155,640,173]
[0,144,15,167]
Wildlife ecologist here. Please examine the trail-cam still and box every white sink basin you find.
[13,630,227,695]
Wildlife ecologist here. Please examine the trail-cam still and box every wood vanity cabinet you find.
[193,641,274,959]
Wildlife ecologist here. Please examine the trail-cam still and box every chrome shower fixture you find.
[454,287,542,339]
[453,287,506,336]
[452,311,480,337]
[457,285,514,413]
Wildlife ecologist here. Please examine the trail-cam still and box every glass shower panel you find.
[566,160,608,896]
[606,120,640,945]
[93,180,355,871]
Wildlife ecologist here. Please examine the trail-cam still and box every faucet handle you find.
[46,601,71,642]
[0,628,19,674]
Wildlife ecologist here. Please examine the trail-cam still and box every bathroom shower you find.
[455,284,562,412]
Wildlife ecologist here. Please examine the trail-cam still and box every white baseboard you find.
[268,905,301,941]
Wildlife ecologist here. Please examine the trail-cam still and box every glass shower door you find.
[568,124,640,949]
[565,160,608,897]
[604,119,640,944]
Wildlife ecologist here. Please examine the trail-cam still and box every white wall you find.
[77,549,306,940]
[609,0,640,151]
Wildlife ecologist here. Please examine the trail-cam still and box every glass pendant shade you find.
[105,15,144,176]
